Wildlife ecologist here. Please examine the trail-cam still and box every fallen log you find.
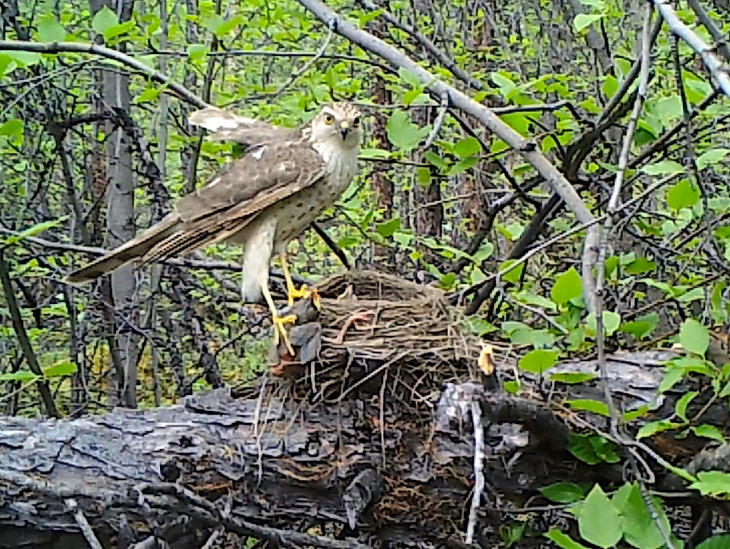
[1,271,726,548]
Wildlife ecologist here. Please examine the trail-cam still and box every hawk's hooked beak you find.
[339,121,350,140]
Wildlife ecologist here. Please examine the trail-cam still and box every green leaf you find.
[637,419,682,439]
[386,110,429,152]
[654,95,682,120]
[620,313,659,340]
[187,43,209,61]
[678,287,705,303]
[503,380,520,394]
[491,72,517,99]
[337,236,358,249]
[566,399,610,417]
[667,179,699,210]
[453,137,481,158]
[590,437,619,463]
[573,13,604,33]
[358,8,384,26]
[625,257,655,275]
[134,87,161,104]
[0,118,23,146]
[675,390,697,422]
[658,366,685,393]
[587,311,621,335]
[499,259,524,283]
[103,20,136,40]
[540,482,585,503]
[376,218,400,238]
[499,112,530,135]
[518,349,557,374]
[616,483,671,549]
[690,471,730,496]
[568,434,601,465]
[0,370,38,382]
[551,267,582,305]
[679,318,709,356]
[397,67,423,88]
[602,75,618,99]
[3,50,41,67]
[448,156,478,175]
[358,147,391,160]
[4,218,66,245]
[544,530,590,549]
[622,406,648,422]
[640,160,684,176]
[92,6,119,36]
[37,14,67,42]
[698,535,730,549]
[43,361,78,378]
[697,148,730,170]
[549,372,597,384]
[214,15,244,38]
[692,424,725,443]
[577,485,622,548]
[423,151,449,170]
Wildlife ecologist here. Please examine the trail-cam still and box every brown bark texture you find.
[0,343,724,548]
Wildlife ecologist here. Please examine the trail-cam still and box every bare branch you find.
[595,3,654,437]
[296,0,600,313]
[0,40,207,108]
[654,0,730,99]
[0,250,60,418]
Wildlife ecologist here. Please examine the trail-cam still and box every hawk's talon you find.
[272,313,297,356]
[287,284,321,310]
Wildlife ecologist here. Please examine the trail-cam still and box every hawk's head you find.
[309,102,362,150]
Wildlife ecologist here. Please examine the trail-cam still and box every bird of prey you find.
[65,102,362,354]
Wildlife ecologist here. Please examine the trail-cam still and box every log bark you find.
[0,350,724,548]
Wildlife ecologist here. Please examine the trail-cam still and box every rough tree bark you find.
[0,350,723,548]
[89,0,140,408]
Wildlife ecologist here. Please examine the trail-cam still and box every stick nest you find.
[273,270,502,410]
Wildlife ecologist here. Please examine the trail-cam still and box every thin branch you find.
[686,0,730,61]
[595,17,663,126]
[0,228,309,285]
[140,483,371,549]
[0,250,60,418]
[654,0,730,99]
[423,91,449,149]
[356,0,485,91]
[0,40,207,108]
[595,3,653,437]
[65,499,104,549]
[453,174,677,306]
[465,401,485,544]
[296,0,600,313]
[267,21,335,98]
[491,100,576,115]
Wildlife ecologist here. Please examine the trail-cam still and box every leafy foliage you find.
[2,0,730,545]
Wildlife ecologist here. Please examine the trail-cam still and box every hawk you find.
[65,102,362,354]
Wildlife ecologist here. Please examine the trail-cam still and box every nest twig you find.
[265,270,505,410]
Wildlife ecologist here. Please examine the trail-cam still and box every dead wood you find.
[0,271,726,548]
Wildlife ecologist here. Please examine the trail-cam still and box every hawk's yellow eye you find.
[324,114,335,125]
[353,116,361,127]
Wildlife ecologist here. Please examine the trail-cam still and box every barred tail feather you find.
[64,217,180,284]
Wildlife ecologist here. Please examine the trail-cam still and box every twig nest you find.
[268,270,504,408]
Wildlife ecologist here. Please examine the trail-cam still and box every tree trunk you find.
[89,0,139,408]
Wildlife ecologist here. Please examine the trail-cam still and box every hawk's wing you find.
[143,138,325,261]
[188,106,297,145]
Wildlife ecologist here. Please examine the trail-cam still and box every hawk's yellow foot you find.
[279,253,321,309]
[272,313,297,357]
[289,284,321,311]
